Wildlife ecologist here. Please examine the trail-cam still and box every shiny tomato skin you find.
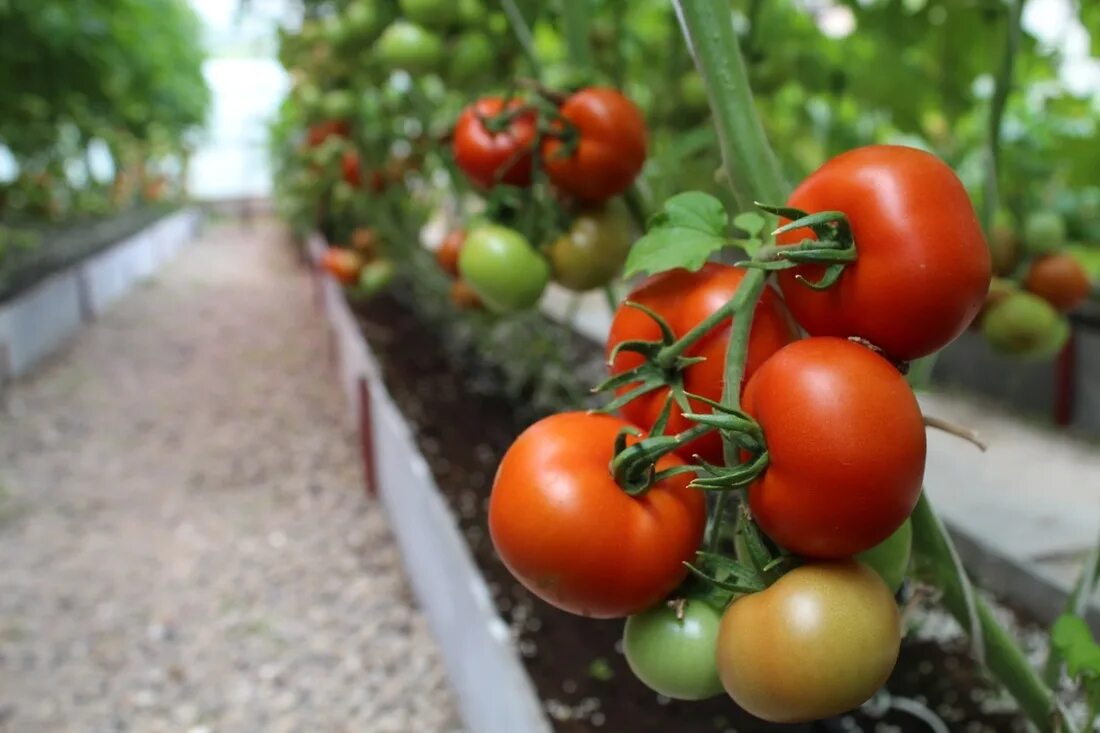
[743,337,925,558]
[623,599,724,700]
[777,145,991,361]
[436,229,466,277]
[489,412,705,618]
[453,97,537,188]
[607,264,797,465]
[716,560,901,723]
[542,87,647,202]
[1024,252,1091,312]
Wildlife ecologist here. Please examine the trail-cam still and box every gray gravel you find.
[0,220,463,733]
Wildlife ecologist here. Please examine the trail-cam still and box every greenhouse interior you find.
[2,0,1100,731]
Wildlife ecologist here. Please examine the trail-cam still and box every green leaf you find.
[732,211,766,237]
[588,657,615,681]
[622,192,730,277]
[1052,615,1100,681]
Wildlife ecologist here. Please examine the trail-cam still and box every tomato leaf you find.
[1052,615,1100,681]
[623,191,730,277]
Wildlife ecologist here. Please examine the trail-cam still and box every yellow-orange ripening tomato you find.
[489,412,705,618]
[716,560,901,723]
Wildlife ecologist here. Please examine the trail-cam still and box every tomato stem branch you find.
[560,0,593,76]
[497,0,542,77]
[981,0,1025,233]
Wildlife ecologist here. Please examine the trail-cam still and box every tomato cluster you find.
[486,145,992,724]
[318,229,395,297]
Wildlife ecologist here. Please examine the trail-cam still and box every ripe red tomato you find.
[716,560,900,723]
[607,264,797,465]
[453,97,537,188]
[319,247,363,285]
[1025,252,1091,312]
[341,149,362,188]
[436,229,466,277]
[777,145,991,361]
[307,119,349,147]
[489,412,705,618]
[542,87,647,202]
[742,337,925,558]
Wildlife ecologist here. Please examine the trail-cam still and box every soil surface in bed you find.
[354,291,1032,733]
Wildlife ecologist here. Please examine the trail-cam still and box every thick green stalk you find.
[981,0,1025,232]
[671,0,787,209]
[498,0,541,76]
[560,0,592,75]
[910,493,1074,733]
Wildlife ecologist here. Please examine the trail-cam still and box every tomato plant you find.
[547,205,632,291]
[457,225,549,313]
[436,229,466,277]
[489,412,705,618]
[453,97,538,188]
[742,337,925,558]
[777,145,991,361]
[607,263,796,465]
[716,561,901,723]
[623,600,724,700]
[1025,253,1091,313]
[542,87,648,202]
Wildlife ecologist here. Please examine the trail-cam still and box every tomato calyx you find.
[746,204,857,290]
[609,422,707,495]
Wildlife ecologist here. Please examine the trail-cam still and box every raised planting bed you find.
[0,207,200,381]
[310,237,1044,732]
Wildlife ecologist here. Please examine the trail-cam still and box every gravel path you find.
[0,220,463,733]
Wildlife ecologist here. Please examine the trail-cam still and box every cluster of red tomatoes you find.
[436,87,645,312]
[488,145,993,722]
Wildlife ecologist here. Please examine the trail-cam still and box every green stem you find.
[498,0,541,76]
[671,0,787,209]
[981,0,1025,233]
[561,0,592,75]
[911,493,1074,733]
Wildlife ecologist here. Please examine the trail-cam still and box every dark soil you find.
[353,290,1032,733]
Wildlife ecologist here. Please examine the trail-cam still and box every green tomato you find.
[989,209,1019,276]
[623,600,724,701]
[458,225,549,313]
[1023,211,1067,255]
[375,21,444,74]
[357,259,396,295]
[343,0,389,42]
[548,204,632,292]
[856,519,911,593]
[449,31,494,86]
[982,291,1069,359]
[398,0,459,27]
[458,0,487,24]
[322,90,356,120]
[678,70,708,112]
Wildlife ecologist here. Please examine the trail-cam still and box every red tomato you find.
[542,87,647,202]
[319,247,363,285]
[452,97,537,188]
[369,169,387,193]
[307,119,349,147]
[607,264,797,465]
[777,145,991,361]
[449,279,482,309]
[341,149,362,188]
[436,229,466,277]
[742,337,925,558]
[1025,253,1091,312]
[489,411,705,618]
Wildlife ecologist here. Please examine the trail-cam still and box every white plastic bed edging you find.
[0,208,201,382]
[308,233,552,733]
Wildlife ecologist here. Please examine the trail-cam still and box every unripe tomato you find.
[742,337,925,558]
[777,145,991,361]
[489,412,705,618]
[542,87,647,202]
[1025,252,1091,312]
[982,291,1069,359]
[449,31,494,86]
[607,264,797,465]
[716,561,901,723]
[678,70,708,112]
[450,279,482,309]
[623,600,724,700]
[856,518,912,593]
[1023,211,1066,255]
[436,229,466,276]
[343,0,388,41]
[375,21,443,73]
[458,225,549,313]
[341,149,362,188]
[322,90,356,120]
[458,0,487,24]
[453,97,537,188]
[398,0,459,27]
[319,247,363,285]
[548,204,631,291]
[357,259,396,295]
